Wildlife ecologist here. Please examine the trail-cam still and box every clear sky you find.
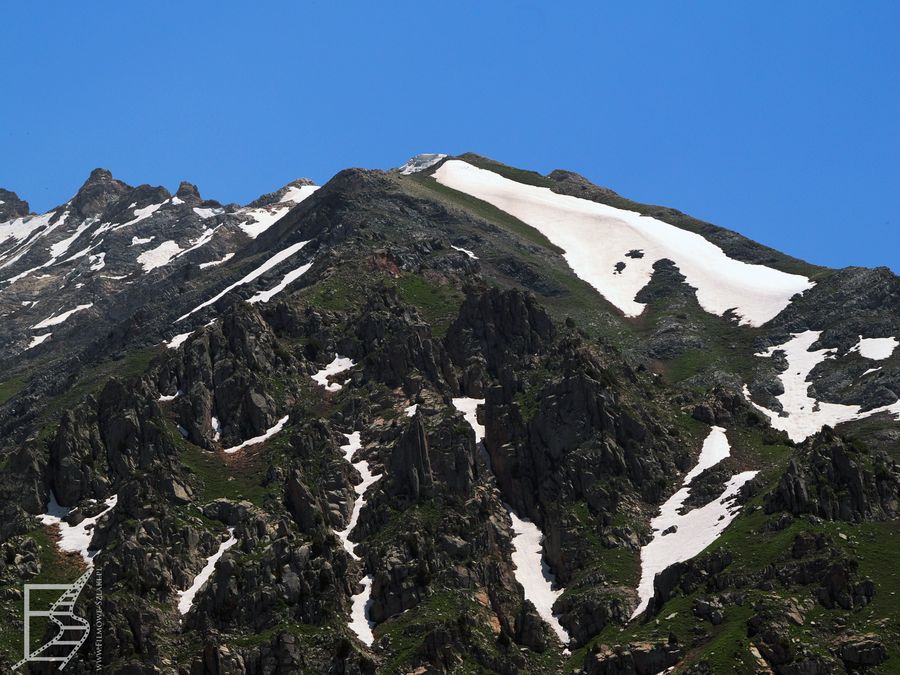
[2,2,897,271]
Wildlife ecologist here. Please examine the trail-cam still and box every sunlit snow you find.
[38,493,118,564]
[311,356,355,392]
[165,331,193,350]
[114,202,164,230]
[399,153,447,175]
[177,528,237,614]
[349,574,376,645]
[32,303,93,329]
[130,236,155,246]
[451,244,478,260]
[279,184,319,204]
[27,333,52,349]
[137,240,183,272]
[433,160,813,326]
[248,260,313,304]
[851,335,897,361]
[631,427,757,619]
[177,240,310,321]
[223,415,289,454]
[335,432,382,560]
[199,253,234,269]
[744,331,900,442]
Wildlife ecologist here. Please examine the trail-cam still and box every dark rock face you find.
[766,432,899,521]
[70,167,134,218]
[0,188,30,220]
[583,641,682,675]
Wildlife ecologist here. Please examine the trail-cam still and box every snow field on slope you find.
[630,427,757,619]
[433,160,813,326]
[744,330,900,442]
[451,397,570,644]
[31,303,93,329]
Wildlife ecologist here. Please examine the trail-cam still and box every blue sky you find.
[2,2,897,271]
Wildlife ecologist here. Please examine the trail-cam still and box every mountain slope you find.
[0,154,896,674]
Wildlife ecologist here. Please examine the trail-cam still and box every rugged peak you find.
[0,188,30,220]
[175,180,202,203]
[246,177,318,209]
[71,167,131,217]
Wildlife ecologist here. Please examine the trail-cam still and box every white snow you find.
[198,252,234,269]
[0,211,56,248]
[349,574,376,645]
[851,335,897,361]
[38,493,118,564]
[193,207,222,219]
[158,389,183,402]
[433,160,814,326]
[177,240,311,321]
[404,403,418,417]
[170,196,184,206]
[861,367,882,377]
[165,331,194,350]
[175,227,218,260]
[88,251,106,271]
[631,427,757,619]
[279,184,319,204]
[32,303,93,329]
[114,202,164,230]
[451,397,569,643]
[48,218,94,260]
[311,356,355,392]
[223,415,289,454]
[27,333,52,349]
[399,153,447,175]
[335,432,382,559]
[177,528,237,614]
[508,508,570,643]
[744,330,900,442]
[451,244,478,260]
[211,416,222,442]
[137,240,183,272]
[248,260,313,303]
[130,236,155,246]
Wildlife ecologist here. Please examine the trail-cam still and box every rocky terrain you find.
[0,153,897,673]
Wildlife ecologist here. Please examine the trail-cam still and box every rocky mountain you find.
[0,153,896,674]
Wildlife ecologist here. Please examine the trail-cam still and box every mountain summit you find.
[0,154,896,673]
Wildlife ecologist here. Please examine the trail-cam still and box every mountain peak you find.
[0,188,30,220]
[71,167,131,217]
[175,181,202,203]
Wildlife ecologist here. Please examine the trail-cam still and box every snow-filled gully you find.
[630,426,757,619]
[38,493,118,564]
[743,330,900,443]
[336,431,382,645]
[177,528,237,615]
[452,397,570,644]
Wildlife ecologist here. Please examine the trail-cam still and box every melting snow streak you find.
[631,427,756,619]
[177,529,237,614]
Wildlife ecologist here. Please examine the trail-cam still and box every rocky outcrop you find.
[0,188,29,220]
[583,641,682,675]
[766,432,899,521]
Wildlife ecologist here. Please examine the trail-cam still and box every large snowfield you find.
[433,160,814,326]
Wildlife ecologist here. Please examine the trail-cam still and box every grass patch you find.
[0,376,26,405]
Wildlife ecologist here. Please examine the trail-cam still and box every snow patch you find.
[193,207,221,219]
[631,427,757,619]
[451,244,478,260]
[115,202,164,230]
[279,184,319,204]
[223,415,289,454]
[177,528,237,614]
[137,240,183,272]
[32,303,93,329]
[199,252,234,269]
[404,403,418,417]
[349,574,376,645]
[158,389,183,402]
[178,240,310,321]
[311,356,355,392]
[130,236,155,246]
[88,251,106,271]
[165,331,193,350]
[27,333,52,349]
[744,331,900,442]
[38,493,118,564]
[399,153,447,175]
[335,432,382,559]
[433,160,813,326]
[248,260,313,303]
[851,335,897,361]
